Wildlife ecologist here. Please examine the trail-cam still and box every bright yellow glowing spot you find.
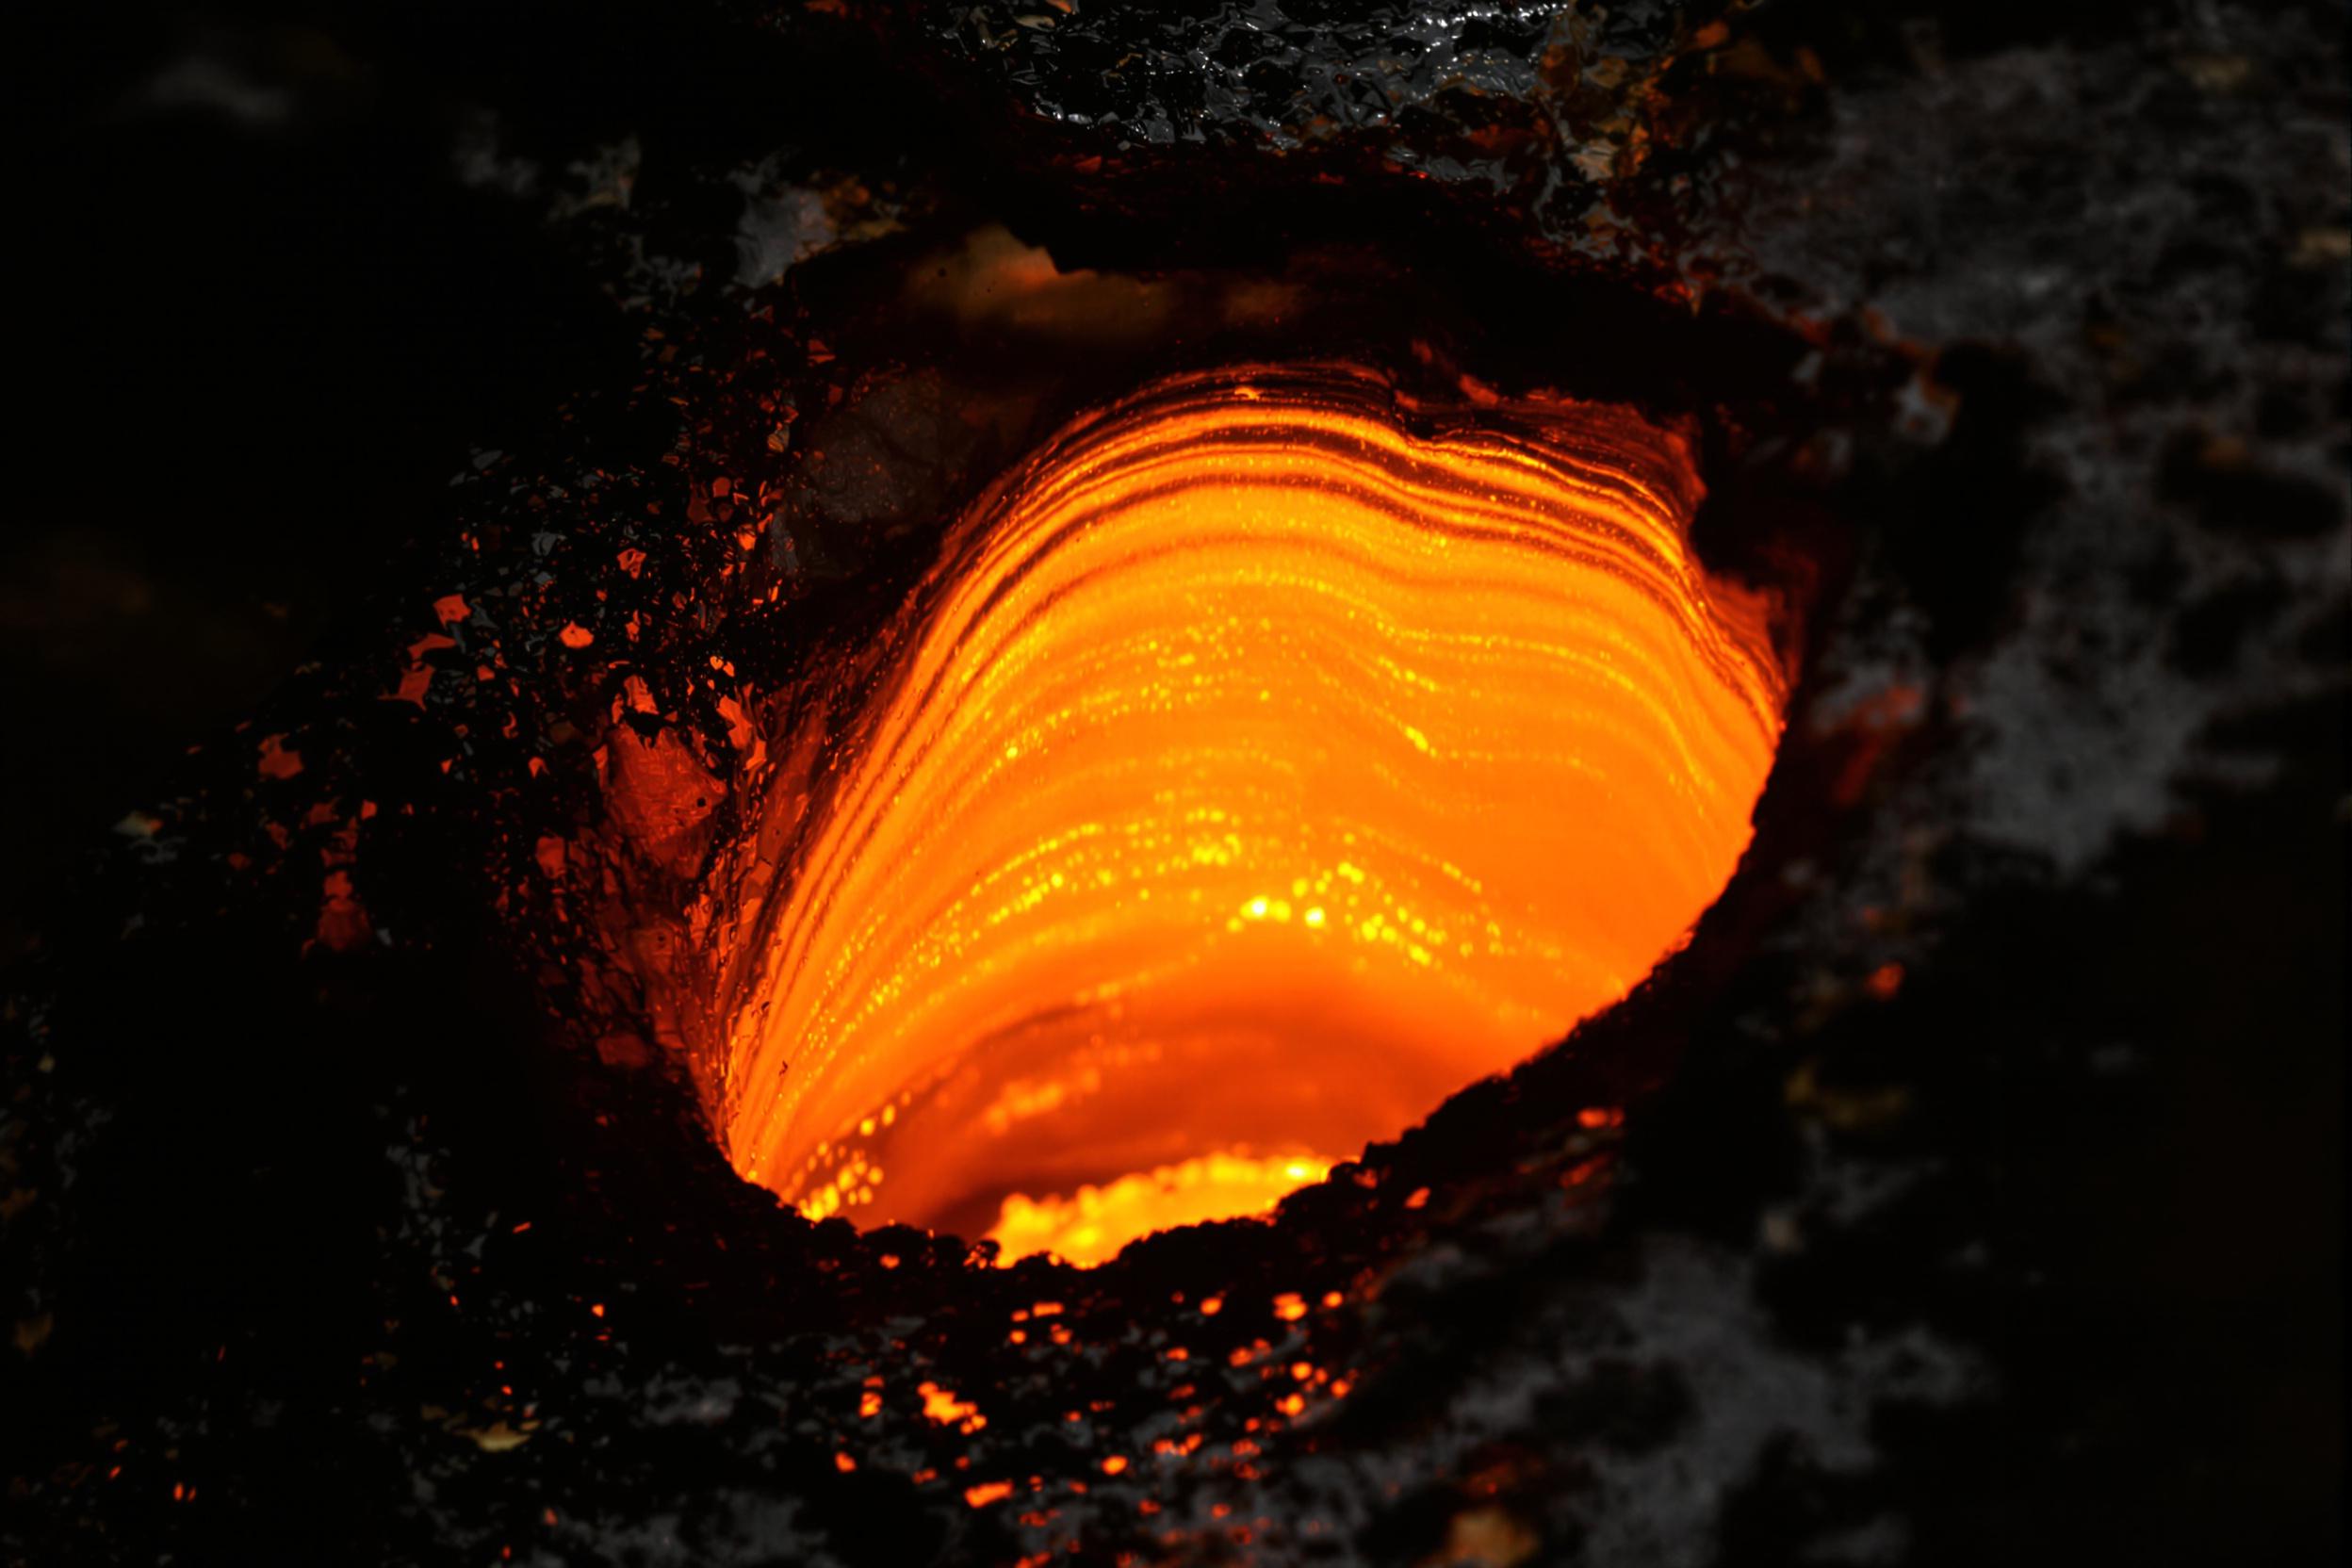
[918,1382,986,1432]
[719,365,1785,1266]
[985,1151,1338,1268]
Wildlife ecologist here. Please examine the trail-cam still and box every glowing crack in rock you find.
[722,365,1785,1265]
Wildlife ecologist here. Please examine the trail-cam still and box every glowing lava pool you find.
[720,365,1785,1266]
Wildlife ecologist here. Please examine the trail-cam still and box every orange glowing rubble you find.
[719,365,1785,1265]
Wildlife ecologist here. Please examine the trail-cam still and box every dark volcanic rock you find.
[898,0,1741,281]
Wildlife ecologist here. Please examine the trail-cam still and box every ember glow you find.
[723,366,1784,1264]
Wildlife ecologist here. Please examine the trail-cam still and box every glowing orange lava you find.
[722,365,1784,1265]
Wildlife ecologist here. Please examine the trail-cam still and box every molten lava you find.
[723,365,1784,1265]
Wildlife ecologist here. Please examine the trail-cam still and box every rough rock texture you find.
[902,0,1740,277]
[3,3,2342,1565]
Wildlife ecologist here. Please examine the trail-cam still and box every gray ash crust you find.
[3,2,2344,1565]
[1722,5,2349,873]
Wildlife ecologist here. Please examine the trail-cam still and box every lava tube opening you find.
[721,365,1786,1266]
